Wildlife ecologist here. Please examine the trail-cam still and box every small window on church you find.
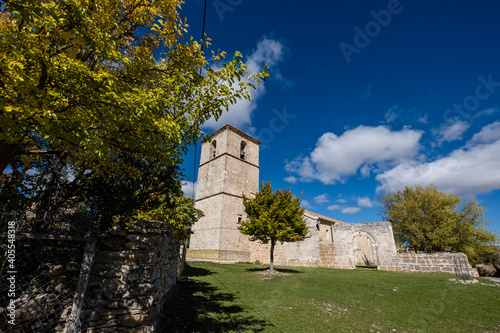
[237,215,242,224]
[240,141,247,160]
[210,140,217,159]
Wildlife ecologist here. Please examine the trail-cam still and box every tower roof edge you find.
[203,124,261,145]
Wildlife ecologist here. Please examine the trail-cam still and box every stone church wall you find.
[249,215,321,267]
[195,157,227,198]
[188,195,224,255]
[188,125,259,262]
[247,219,478,277]
[189,125,479,277]
[327,222,398,269]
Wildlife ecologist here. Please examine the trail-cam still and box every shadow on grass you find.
[160,264,269,332]
[184,264,215,277]
[245,267,302,274]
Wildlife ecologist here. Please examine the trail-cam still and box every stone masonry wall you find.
[189,125,260,262]
[327,222,398,269]
[0,238,84,332]
[0,221,182,332]
[249,215,321,267]
[81,221,184,332]
[380,252,479,277]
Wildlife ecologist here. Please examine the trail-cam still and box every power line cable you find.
[192,0,208,197]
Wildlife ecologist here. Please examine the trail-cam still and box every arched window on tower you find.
[210,140,217,159]
[240,141,247,160]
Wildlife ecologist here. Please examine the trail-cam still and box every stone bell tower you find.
[187,125,260,262]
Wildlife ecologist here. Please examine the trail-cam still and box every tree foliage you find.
[239,182,308,271]
[0,0,268,236]
[0,153,202,239]
[0,0,268,176]
[380,185,499,265]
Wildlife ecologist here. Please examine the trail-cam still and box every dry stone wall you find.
[0,238,84,332]
[1,221,183,333]
[81,221,184,332]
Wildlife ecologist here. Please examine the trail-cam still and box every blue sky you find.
[179,0,500,235]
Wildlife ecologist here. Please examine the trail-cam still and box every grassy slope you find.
[162,262,500,333]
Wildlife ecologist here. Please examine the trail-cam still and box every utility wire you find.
[192,0,208,197]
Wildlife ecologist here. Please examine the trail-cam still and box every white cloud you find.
[467,121,500,146]
[434,120,470,145]
[359,165,372,178]
[202,37,287,131]
[377,124,500,195]
[286,125,422,184]
[474,107,498,118]
[417,114,429,124]
[301,200,312,209]
[327,204,342,211]
[284,176,297,184]
[384,105,399,123]
[313,193,330,204]
[341,207,362,214]
[286,157,316,181]
[337,198,347,204]
[182,181,197,198]
[357,197,374,208]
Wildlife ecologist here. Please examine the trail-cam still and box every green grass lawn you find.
[162,262,500,333]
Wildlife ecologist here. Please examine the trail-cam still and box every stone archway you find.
[351,231,379,266]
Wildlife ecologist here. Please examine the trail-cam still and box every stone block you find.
[129,282,158,297]
[123,266,157,283]
[120,296,154,310]
[117,313,153,328]
[98,235,128,251]
[94,251,155,265]
[125,234,161,251]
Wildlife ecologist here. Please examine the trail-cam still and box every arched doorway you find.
[352,232,377,266]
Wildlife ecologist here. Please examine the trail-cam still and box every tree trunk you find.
[270,240,275,271]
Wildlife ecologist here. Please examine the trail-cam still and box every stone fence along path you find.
[0,221,184,332]
[81,221,185,332]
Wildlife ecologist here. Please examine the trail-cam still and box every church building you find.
[187,125,478,277]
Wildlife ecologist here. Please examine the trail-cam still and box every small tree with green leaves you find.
[239,182,308,271]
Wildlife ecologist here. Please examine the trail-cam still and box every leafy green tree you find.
[0,0,268,236]
[0,152,202,239]
[239,182,308,271]
[135,195,204,240]
[380,185,499,265]
[0,0,268,176]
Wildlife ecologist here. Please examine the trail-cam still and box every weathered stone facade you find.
[380,252,479,277]
[188,125,260,261]
[324,222,398,269]
[187,125,479,277]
